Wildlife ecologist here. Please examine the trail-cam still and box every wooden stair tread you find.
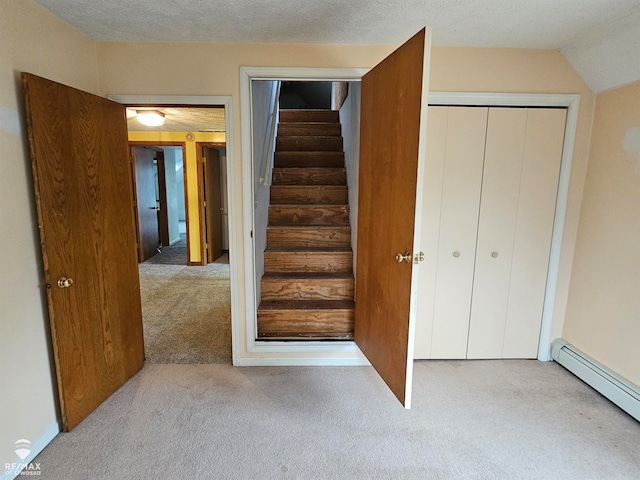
[262,272,354,279]
[258,300,355,310]
[271,167,347,185]
[267,225,350,230]
[265,247,352,252]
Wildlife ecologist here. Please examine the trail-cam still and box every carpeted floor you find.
[32,361,640,479]
[139,251,231,364]
[144,234,188,265]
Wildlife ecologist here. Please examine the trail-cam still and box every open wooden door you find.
[355,28,431,408]
[22,73,144,431]
[131,146,161,262]
[203,147,224,263]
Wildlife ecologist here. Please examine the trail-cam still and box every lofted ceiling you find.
[33,0,640,92]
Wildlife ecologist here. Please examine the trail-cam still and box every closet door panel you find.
[430,107,487,358]
[415,107,448,359]
[502,108,567,357]
[467,108,527,359]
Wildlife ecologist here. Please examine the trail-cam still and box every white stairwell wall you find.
[339,82,361,274]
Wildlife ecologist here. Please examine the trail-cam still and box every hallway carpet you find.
[33,361,640,479]
[139,257,231,364]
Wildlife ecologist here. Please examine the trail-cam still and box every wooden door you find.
[203,147,223,262]
[155,149,171,247]
[355,28,430,408]
[22,73,144,431]
[132,146,161,262]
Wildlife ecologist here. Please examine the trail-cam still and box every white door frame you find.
[240,67,372,365]
[108,94,242,363]
[428,92,580,361]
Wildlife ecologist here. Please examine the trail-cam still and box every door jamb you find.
[240,67,370,365]
[428,92,581,361]
[109,95,240,362]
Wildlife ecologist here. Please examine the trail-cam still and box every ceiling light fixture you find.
[136,110,165,127]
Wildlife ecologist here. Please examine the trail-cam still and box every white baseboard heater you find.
[551,339,640,422]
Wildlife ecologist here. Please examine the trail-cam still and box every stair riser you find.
[267,227,351,248]
[261,278,354,301]
[264,252,353,273]
[272,168,347,185]
[270,186,348,205]
[279,110,340,123]
[274,152,345,168]
[276,136,343,152]
[257,310,354,337]
[269,206,349,226]
[278,123,341,137]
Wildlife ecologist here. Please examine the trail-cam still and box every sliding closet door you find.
[467,108,566,359]
[429,107,487,358]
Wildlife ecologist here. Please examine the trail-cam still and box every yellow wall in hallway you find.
[128,131,226,264]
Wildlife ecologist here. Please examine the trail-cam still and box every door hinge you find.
[203,200,207,207]
[205,242,208,249]
[250,230,253,239]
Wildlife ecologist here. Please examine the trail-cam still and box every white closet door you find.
[502,108,566,357]
[467,108,527,359]
[430,107,487,358]
[414,106,448,359]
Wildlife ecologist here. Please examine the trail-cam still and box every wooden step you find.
[261,273,354,301]
[267,226,351,248]
[279,110,340,123]
[278,122,341,137]
[257,300,354,338]
[264,249,353,273]
[270,185,348,205]
[276,136,343,152]
[269,205,349,225]
[274,152,345,168]
[272,168,347,185]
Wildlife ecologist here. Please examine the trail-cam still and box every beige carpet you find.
[33,361,640,479]
[139,256,231,364]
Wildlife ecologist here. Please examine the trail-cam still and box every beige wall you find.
[0,0,99,469]
[563,81,640,386]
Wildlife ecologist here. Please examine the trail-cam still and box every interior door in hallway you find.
[132,146,161,262]
[22,73,144,431]
[203,146,224,263]
[355,28,430,408]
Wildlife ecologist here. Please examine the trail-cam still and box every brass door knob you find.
[57,277,74,288]
[395,252,411,263]
[415,252,425,262]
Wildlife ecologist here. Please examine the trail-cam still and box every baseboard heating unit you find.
[551,339,640,422]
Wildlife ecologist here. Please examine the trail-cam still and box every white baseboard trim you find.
[236,356,371,366]
[551,338,640,422]
[3,421,60,479]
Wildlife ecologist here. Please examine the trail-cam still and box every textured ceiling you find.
[126,107,225,132]
[33,0,640,92]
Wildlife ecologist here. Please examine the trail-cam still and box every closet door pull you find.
[491,251,499,258]
[453,251,460,258]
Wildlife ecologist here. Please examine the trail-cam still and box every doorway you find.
[125,106,232,364]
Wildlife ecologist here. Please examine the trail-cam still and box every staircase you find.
[257,109,355,339]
